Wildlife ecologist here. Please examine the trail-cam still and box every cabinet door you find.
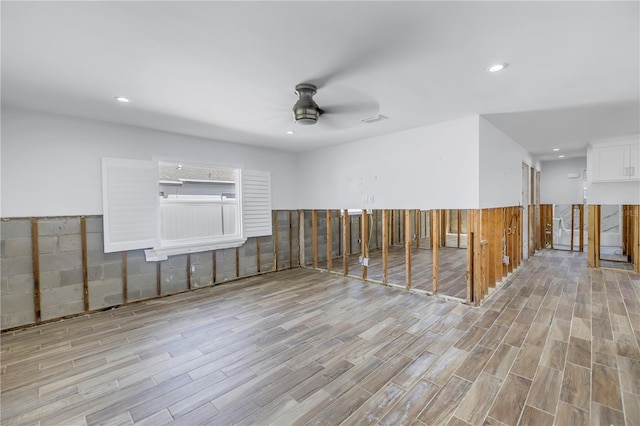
[592,145,628,182]
[629,143,640,180]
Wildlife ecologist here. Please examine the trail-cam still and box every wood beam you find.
[382,209,389,284]
[312,210,318,269]
[122,252,128,304]
[588,205,600,268]
[343,209,350,276]
[326,210,333,272]
[432,210,439,293]
[362,209,368,280]
[80,217,89,312]
[579,204,584,252]
[30,218,41,323]
[405,209,412,289]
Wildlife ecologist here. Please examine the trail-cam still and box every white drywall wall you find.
[1,108,298,217]
[295,116,481,209]
[479,117,535,208]
[540,157,587,205]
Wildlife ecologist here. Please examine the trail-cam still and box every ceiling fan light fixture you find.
[293,83,320,125]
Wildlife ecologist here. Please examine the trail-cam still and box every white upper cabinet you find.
[590,135,640,183]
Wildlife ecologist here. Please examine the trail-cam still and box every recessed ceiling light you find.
[286,130,295,135]
[558,155,565,158]
[553,148,560,152]
[115,96,130,103]
[487,63,507,73]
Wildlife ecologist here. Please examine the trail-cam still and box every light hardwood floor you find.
[1,249,639,425]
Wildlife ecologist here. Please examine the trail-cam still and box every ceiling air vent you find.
[361,114,388,124]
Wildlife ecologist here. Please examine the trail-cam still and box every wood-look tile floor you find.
[1,249,639,425]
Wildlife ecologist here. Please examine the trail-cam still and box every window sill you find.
[144,236,247,261]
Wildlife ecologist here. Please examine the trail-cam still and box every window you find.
[102,158,271,261]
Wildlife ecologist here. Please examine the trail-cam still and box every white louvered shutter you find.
[241,169,272,238]
[102,158,159,252]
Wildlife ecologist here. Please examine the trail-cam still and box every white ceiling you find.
[2,1,638,161]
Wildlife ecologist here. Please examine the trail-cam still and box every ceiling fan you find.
[290,82,381,128]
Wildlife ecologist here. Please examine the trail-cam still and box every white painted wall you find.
[295,116,481,210]
[1,108,298,217]
[478,117,534,208]
[540,157,587,205]
[586,134,640,205]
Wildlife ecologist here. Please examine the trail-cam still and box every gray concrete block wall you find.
[127,249,158,301]
[215,248,238,282]
[1,219,36,329]
[160,254,188,295]
[258,235,274,273]
[274,211,299,270]
[86,217,124,310]
[189,251,214,288]
[1,211,300,330]
[238,239,258,277]
[38,218,84,321]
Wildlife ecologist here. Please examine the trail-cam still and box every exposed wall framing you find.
[1,211,298,331]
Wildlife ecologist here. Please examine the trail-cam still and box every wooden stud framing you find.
[579,204,584,252]
[374,210,379,250]
[404,209,412,289]
[212,250,217,284]
[415,210,421,249]
[273,211,278,271]
[432,210,439,293]
[30,218,41,323]
[382,209,389,284]
[629,205,640,274]
[80,217,89,312]
[289,211,294,267]
[298,210,303,266]
[570,205,576,251]
[343,209,350,276]
[312,210,318,269]
[457,209,462,248]
[122,252,128,304]
[587,205,600,268]
[235,247,240,278]
[186,253,192,290]
[326,209,333,271]
[256,237,261,273]
[472,210,482,305]
[156,262,161,296]
[361,209,368,280]
[440,210,447,247]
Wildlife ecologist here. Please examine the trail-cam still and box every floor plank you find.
[1,249,639,425]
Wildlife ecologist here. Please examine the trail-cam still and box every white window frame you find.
[102,158,272,261]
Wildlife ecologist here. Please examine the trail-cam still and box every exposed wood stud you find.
[579,204,584,252]
[212,250,217,284]
[382,209,389,284]
[30,218,41,323]
[404,209,412,289]
[432,210,439,293]
[273,211,278,271]
[343,209,350,276]
[156,262,161,296]
[361,209,368,280]
[256,237,261,273]
[390,210,395,245]
[570,204,576,251]
[588,205,600,268]
[326,210,333,271]
[312,210,318,269]
[80,217,89,312]
[298,210,303,266]
[289,211,293,268]
[633,205,639,273]
[415,210,421,249]
[235,247,240,278]
[440,210,447,247]
[122,252,128,304]
[457,209,462,248]
[337,210,342,256]
[187,253,192,290]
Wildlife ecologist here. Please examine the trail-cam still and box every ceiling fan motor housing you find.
[293,83,320,125]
